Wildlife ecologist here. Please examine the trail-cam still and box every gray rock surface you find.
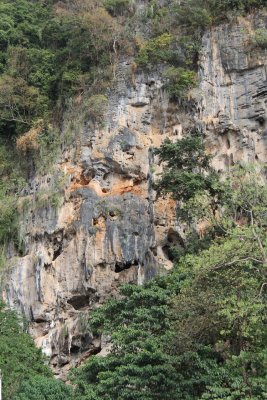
[199,11,267,169]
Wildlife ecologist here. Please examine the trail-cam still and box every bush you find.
[252,28,267,49]
[16,121,44,153]
[0,75,45,135]
[0,142,26,246]
[104,0,134,16]
[136,33,174,66]
[85,94,108,125]
[0,196,18,243]
[164,67,197,99]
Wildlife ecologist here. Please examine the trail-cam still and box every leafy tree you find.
[13,376,74,400]
[71,281,178,400]
[172,228,267,398]
[0,75,45,134]
[0,301,52,399]
[165,164,267,398]
[154,133,219,202]
[71,281,218,400]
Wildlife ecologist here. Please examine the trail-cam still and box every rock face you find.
[199,12,267,168]
[2,11,267,377]
[3,64,181,377]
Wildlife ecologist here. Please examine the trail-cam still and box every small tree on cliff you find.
[154,132,220,203]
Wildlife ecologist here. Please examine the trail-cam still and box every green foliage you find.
[0,0,53,135]
[0,196,18,243]
[33,172,66,210]
[0,75,45,134]
[252,28,267,49]
[177,36,201,67]
[164,67,197,99]
[13,375,74,400]
[0,0,122,137]
[174,0,266,31]
[0,141,26,246]
[85,95,108,126]
[35,188,63,210]
[136,33,175,66]
[171,170,267,395]
[36,124,61,173]
[71,279,215,400]
[0,301,52,399]
[154,133,219,202]
[104,0,134,16]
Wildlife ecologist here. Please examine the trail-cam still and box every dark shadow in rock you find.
[115,260,138,273]
[67,290,96,310]
[162,228,184,262]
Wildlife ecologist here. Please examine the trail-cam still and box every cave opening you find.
[162,228,184,262]
[67,294,90,310]
[115,259,139,273]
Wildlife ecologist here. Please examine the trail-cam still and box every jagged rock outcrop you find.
[2,10,267,378]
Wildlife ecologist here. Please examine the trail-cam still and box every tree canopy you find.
[0,301,52,399]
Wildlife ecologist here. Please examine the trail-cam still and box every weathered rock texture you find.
[3,64,181,377]
[199,12,267,168]
[2,10,267,377]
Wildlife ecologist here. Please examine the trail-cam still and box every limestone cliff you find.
[200,12,267,167]
[2,10,267,378]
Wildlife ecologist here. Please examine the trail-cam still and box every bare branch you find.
[259,282,267,296]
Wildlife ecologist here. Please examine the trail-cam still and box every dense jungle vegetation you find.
[0,0,266,399]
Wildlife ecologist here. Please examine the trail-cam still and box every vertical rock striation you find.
[199,12,267,169]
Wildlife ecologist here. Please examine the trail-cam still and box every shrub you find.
[104,0,134,16]
[252,28,267,49]
[136,33,174,66]
[164,67,197,99]
[178,36,201,66]
[85,94,108,125]
[0,142,26,246]
[16,120,44,153]
[35,188,63,209]
[0,196,18,243]
[0,75,45,135]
